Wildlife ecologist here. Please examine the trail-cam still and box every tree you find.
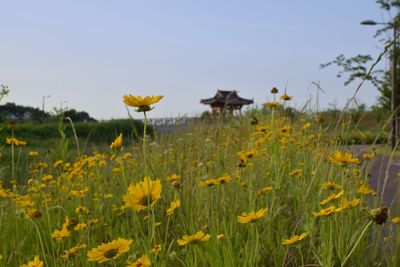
[63,109,96,122]
[0,102,49,122]
[320,0,400,111]
[0,85,9,102]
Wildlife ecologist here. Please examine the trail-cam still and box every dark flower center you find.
[139,195,154,206]
[104,248,118,259]
[137,105,152,112]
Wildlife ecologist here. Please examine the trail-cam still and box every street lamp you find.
[360,20,389,26]
[42,95,51,112]
[361,20,398,149]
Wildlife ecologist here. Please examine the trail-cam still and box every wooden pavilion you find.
[200,90,253,114]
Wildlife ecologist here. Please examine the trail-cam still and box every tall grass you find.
[0,104,398,266]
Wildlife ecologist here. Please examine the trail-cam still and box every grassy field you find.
[0,96,399,266]
[0,118,150,146]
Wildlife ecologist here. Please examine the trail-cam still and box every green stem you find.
[254,224,259,265]
[271,107,275,131]
[119,160,146,239]
[143,111,148,175]
[11,130,15,181]
[164,191,177,248]
[42,191,56,265]
[27,217,49,267]
[142,111,154,243]
[341,221,373,267]
[296,246,304,267]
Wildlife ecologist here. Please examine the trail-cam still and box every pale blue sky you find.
[0,1,394,119]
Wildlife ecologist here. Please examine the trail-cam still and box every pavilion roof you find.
[200,90,253,105]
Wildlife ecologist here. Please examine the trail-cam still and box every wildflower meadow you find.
[0,91,399,267]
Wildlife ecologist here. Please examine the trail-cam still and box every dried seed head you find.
[371,207,388,225]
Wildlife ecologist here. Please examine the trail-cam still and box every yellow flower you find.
[289,169,303,177]
[166,199,181,216]
[127,255,151,267]
[237,150,258,160]
[321,181,341,190]
[150,244,162,255]
[166,174,180,182]
[75,205,90,214]
[27,209,42,219]
[123,94,163,112]
[302,122,311,130]
[319,190,344,205]
[41,174,53,181]
[6,137,27,146]
[256,186,273,196]
[20,255,43,267]
[51,217,71,241]
[343,198,360,207]
[216,234,225,241]
[264,101,282,108]
[237,208,267,224]
[104,193,113,199]
[15,195,34,208]
[362,152,376,159]
[112,167,121,174]
[61,243,87,260]
[87,218,99,225]
[337,198,360,211]
[280,94,293,101]
[110,133,123,150]
[282,232,310,246]
[53,160,64,168]
[29,151,39,157]
[166,174,181,187]
[255,125,269,133]
[313,206,336,217]
[199,178,220,187]
[126,255,151,267]
[87,238,132,263]
[357,184,374,195]
[237,150,258,167]
[123,177,162,211]
[279,125,292,134]
[391,217,400,224]
[70,187,89,198]
[329,150,360,165]
[217,175,232,184]
[74,223,88,232]
[177,231,211,246]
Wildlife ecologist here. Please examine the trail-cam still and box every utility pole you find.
[392,25,398,149]
[42,95,51,112]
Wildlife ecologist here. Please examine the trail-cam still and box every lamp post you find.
[42,95,51,112]
[361,20,398,149]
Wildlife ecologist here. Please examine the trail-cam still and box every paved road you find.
[353,146,399,208]
[368,154,400,208]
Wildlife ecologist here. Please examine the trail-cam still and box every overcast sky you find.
[0,1,394,119]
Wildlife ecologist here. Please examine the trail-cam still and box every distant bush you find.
[338,130,389,145]
[0,119,152,146]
